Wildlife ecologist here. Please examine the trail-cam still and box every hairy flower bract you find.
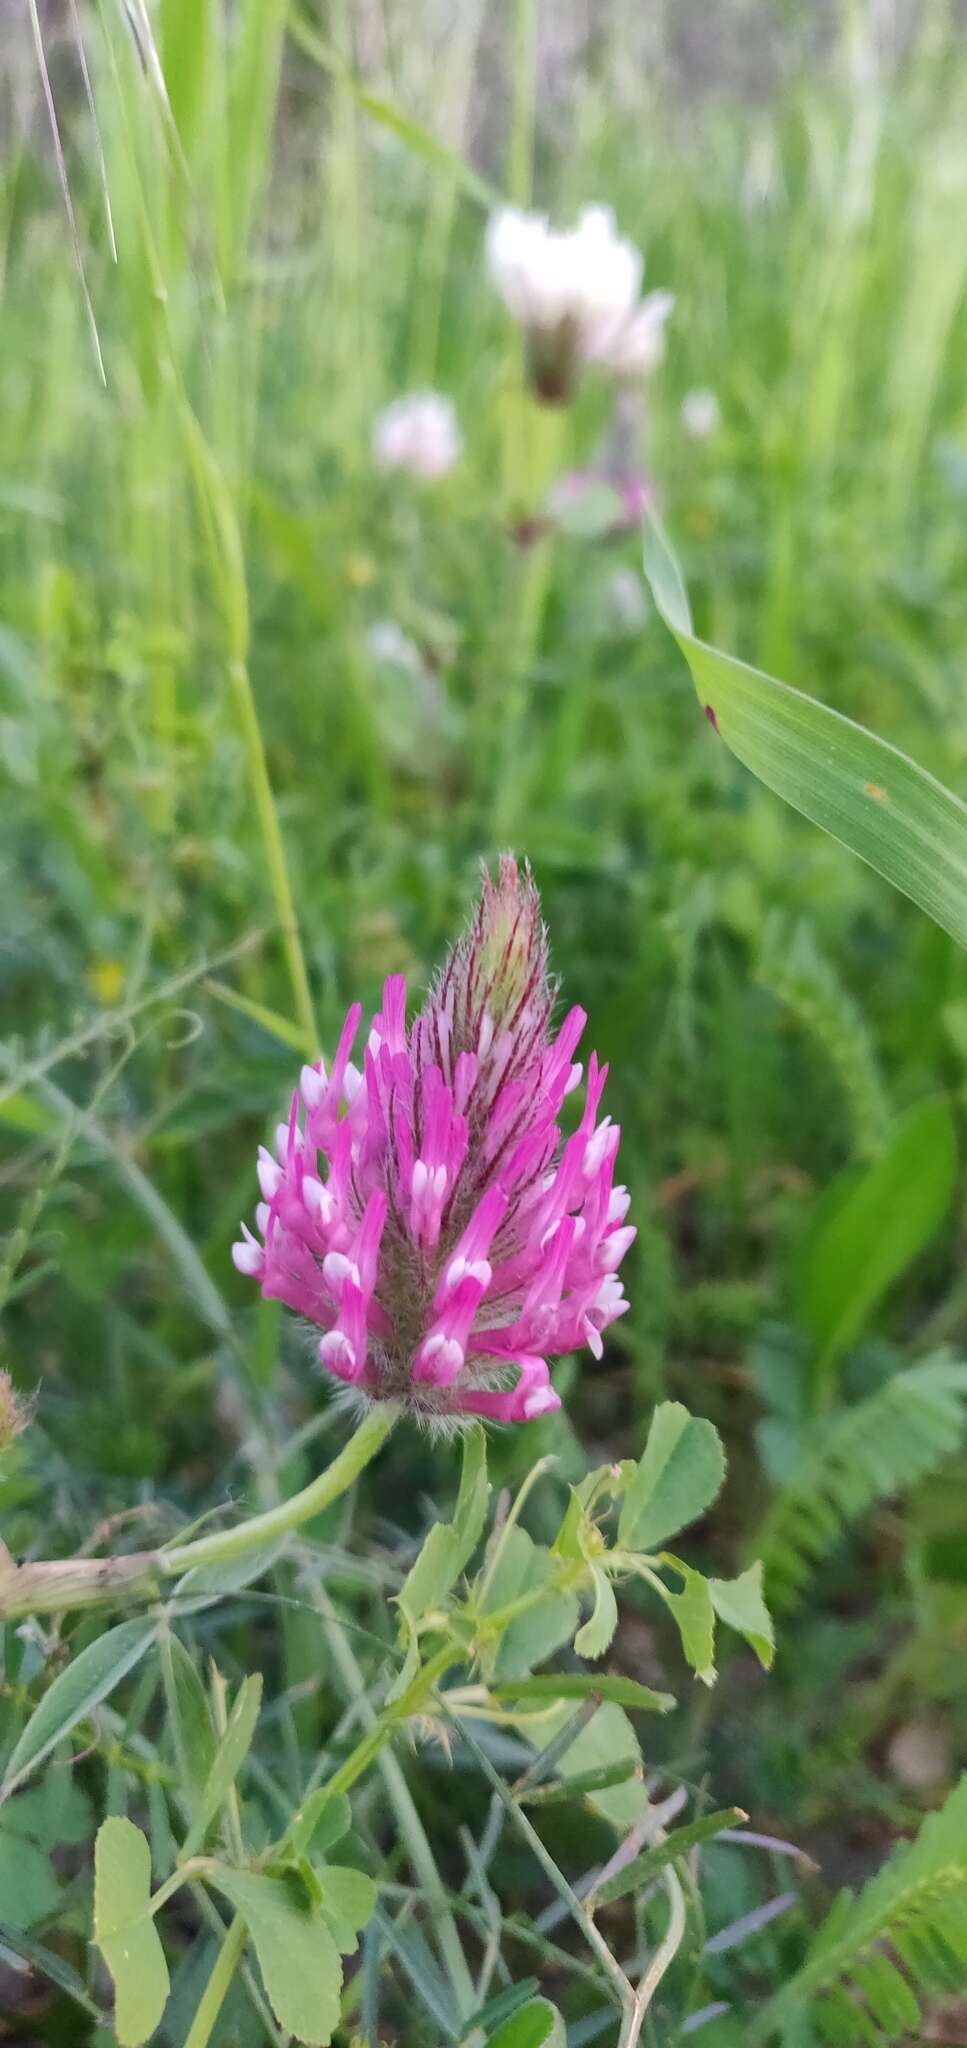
[233,859,634,1426]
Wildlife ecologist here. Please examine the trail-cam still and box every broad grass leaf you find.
[485,1998,566,2047]
[618,1402,725,1551]
[593,1808,747,1906]
[2,1619,156,1795]
[207,1867,342,2045]
[180,1672,261,1858]
[708,1563,775,1669]
[93,1818,170,2048]
[644,512,967,955]
[794,1096,956,1383]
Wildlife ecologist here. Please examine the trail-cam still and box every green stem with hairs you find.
[0,1406,397,1620]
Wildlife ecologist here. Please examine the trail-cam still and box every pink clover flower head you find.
[233,858,633,1429]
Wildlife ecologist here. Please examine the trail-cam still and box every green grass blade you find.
[643,514,967,953]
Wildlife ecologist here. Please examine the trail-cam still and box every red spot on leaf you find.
[704,704,719,732]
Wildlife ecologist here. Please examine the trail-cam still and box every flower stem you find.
[184,1913,247,2048]
[0,1406,397,1620]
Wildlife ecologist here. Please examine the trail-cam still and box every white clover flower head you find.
[597,289,676,381]
[682,387,721,440]
[487,204,674,403]
[366,620,424,676]
[373,392,462,481]
[487,204,643,402]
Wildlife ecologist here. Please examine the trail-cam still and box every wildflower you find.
[233,859,633,1428]
[548,468,652,539]
[682,388,721,440]
[366,621,424,677]
[487,204,672,402]
[599,290,675,381]
[372,392,461,481]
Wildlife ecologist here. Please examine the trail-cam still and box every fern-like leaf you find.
[755,1358,967,1608]
[757,916,891,1159]
[754,1777,967,2044]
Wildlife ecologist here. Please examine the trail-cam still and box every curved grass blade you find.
[643,514,967,953]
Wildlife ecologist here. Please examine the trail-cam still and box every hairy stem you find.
[0,1406,396,1620]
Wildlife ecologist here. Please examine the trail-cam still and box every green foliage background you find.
[3,1,967,2041]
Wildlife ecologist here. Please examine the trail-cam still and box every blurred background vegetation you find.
[4,0,967,2038]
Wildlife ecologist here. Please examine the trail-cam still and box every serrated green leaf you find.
[574,1566,619,1660]
[2,1619,156,1795]
[592,1808,746,1905]
[795,1097,956,1383]
[653,1559,717,1685]
[708,1563,774,1669]
[316,1863,377,1953]
[180,1672,261,1859]
[1,1773,92,1849]
[93,1818,170,2048]
[485,1997,565,2047]
[618,1403,725,1552]
[206,1865,342,2045]
[0,1831,60,1930]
